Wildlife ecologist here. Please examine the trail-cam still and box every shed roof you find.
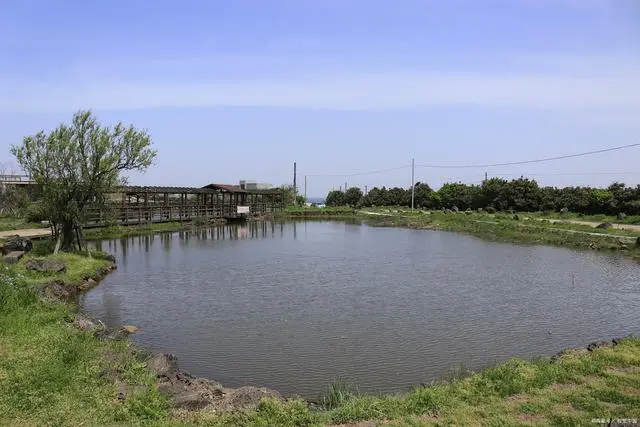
[203,184,247,193]
[118,186,216,194]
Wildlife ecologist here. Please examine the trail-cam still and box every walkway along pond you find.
[81,220,640,399]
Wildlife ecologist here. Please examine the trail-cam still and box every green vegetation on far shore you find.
[279,206,358,217]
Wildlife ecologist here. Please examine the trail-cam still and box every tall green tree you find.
[412,182,433,208]
[11,111,156,252]
[325,190,345,206]
[343,187,363,207]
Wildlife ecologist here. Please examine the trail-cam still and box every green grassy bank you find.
[278,206,359,218]
[280,207,640,258]
[0,253,170,426]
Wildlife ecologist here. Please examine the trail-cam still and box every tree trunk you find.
[60,220,75,251]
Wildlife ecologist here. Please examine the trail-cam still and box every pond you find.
[81,221,640,399]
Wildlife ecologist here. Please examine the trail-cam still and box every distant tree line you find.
[325,178,640,215]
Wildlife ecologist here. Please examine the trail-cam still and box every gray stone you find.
[560,207,569,215]
[512,214,520,221]
[1,236,32,255]
[587,341,613,352]
[25,258,66,273]
[73,313,99,332]
[596,222,613,229]
[148,353,179,377]
[214,386,281,413]
[617,212,626,220]
[3,251,24,264]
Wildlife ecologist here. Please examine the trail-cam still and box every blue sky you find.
[1,0,639,197]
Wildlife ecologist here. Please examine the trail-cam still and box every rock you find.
[40,220,51,228]
[73,313,100,332]
[3,251,24,264]
[121,325,140,334]
[38,280,77,301]
[465,210,473,215]
[147,353,224,410]
[148,353,179,377]
[477,208,483,213]
[617,212,626,220]
[95,327,130,341]
[596,222,613,229]
[117,382,148,401]
[512,214,520,221]
[214,386,282,413]
[25,258,66,273]
[587,341,613,352]
[1,236,32,255]
[560,207,569,215]
[451,206,459,212]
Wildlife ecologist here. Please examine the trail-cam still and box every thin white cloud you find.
[2,69,640,113]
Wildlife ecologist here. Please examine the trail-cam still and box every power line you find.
[416,143,640,169]
[305,164,411,177]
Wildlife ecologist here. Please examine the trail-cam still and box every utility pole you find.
[365,185,368,195]
[411,158,415,209]
[293,162,297,202]
[304,175,307,203]
[485,171,488,182]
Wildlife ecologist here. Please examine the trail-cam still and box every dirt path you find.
[544,219,640,233]
[0,228,51,240]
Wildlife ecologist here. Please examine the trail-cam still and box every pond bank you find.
[2,248,640,425]
[281,207,640,259]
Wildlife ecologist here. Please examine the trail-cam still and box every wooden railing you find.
[84,201,280,227]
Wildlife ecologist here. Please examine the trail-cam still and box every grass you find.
[526,211,640,225]
[0,216,41,231]
[278,206,358,217]
[0,254,170,426]
[7,251,113,287]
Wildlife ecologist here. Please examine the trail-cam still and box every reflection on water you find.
[82,221,640,398]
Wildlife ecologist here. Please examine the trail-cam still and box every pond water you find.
[81,221,640,399]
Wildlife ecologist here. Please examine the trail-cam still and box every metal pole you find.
[411,158,415,209]
[293,162,297,198]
